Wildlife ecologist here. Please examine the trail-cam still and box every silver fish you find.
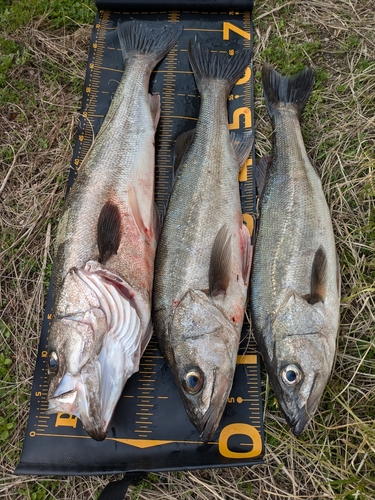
[250,64,340,435]
[46,20,182,441]
[153,39,253,442]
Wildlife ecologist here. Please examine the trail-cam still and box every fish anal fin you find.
[209,224,232,297]
[308,245,328,305]
[97,201,122,264]
[149,94,161,130]
[230,130,254,171]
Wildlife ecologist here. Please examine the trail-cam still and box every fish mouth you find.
[198,371,231,443]
[199,403,223,443]
[287,376,322,436]
[48,370,108,440]
[81,421,108,441]
[289,406,313,436]
[48,387,108,441]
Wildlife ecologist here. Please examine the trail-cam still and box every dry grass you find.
[1,0,374,499]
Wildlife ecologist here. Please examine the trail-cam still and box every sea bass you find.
[46,20,182,441]
[153,39,253,442]
[250,64,340,435]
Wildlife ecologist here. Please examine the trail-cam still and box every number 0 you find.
[218,423,262,459]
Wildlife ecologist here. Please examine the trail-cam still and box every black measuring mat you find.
[15,3,263,476]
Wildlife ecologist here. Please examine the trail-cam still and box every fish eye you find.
[48,351,59,374]
[183,369,204,395]
[281,364,302,386]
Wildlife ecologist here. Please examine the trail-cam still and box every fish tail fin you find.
[261,63,314,119]
[188,38,252,95]
[117,20,183,68]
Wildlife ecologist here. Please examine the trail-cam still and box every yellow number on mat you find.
[55,413,78,429]
[229,107,252,130]
[218,423,262,459]
[237,67,251,85]
[223,22,250,41]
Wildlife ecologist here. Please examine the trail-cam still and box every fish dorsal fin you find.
[254,155,272,198]
[173,128,195,178]
[161,130,195,226]
[209,224,232,297]
[308,246,328,304]
[230,130,254,171]
[149,94,161,130]
[97,201,122,264]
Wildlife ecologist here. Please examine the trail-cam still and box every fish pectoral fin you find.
[254,155,272,198]
[149,94,161,130]
[305,246,328,304]
[230,130,254,171]
[97,201,122,264]
[173,128,195,180]
[209,224,232,296]
[240,222,253,286]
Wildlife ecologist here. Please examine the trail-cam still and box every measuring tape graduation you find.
[16,5,264,476]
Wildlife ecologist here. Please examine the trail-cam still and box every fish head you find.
[47,265,142,440]
[267,292,337,435]
[47,278,109,440]
[167,290,239,442]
